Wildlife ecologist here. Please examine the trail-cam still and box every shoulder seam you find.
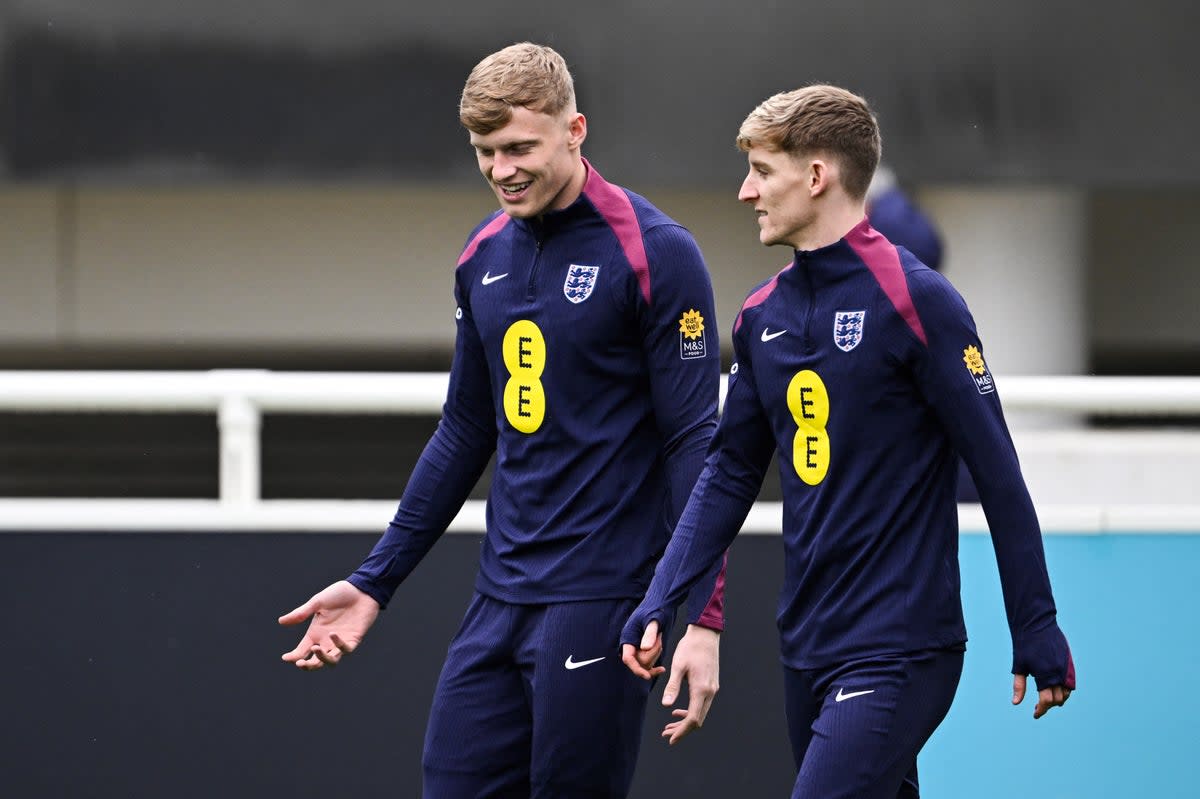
[845,225,928,346]
[584,178,652,306]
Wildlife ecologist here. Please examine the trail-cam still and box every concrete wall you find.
[1,183,1197,373]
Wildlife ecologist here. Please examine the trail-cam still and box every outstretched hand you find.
[279,580,380,671]
[621,620,666,680]
[1012,673,1072,719]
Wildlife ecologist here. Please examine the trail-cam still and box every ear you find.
[809,158,833,197]
[567,112,588,150]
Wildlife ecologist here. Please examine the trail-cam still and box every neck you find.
[545,154,589,215]
[792,200,867,251]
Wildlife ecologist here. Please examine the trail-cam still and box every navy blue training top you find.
[624,219,1074,688]
[350,160,726,628]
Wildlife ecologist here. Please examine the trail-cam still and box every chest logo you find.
[833,310,866,352]
[678,309,707,360]
[761,328,787,342]
[963,344,995,394]
[564,264,600,304]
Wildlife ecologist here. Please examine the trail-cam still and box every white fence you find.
[2,370,1200,533]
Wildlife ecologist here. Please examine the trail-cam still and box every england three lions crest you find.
[833,310,866,352]
[564,264,600,304]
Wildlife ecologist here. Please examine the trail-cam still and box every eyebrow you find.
[474,138,539,151]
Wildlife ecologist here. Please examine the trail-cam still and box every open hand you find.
[279,580,380,671]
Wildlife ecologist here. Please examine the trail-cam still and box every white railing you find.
[2,370,1200,532]
[0,370,451,505]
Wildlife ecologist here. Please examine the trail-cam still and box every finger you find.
[278,599,316,626]
[1012,673,1027,706]
[664,714,701,745]
[690,681,715,727]
[295,646,326,671]
[634,618,663,674]
[640,620,661,651]
[1034,686,1060,719]
[624,643,665,677]
[313,645,341,667]
[622,643,657,680]
[662,663,684,706]
[668,724,698,745]
[281,635,317,663]
[1039,685,1068,718]
[330,632,357,655]
[636,636,663,666]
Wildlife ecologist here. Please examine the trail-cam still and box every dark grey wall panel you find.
[1,0,1195,185]
[2,531,795,798]
[0,33,477,180]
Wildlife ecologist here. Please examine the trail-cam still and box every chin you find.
[499,195,550,219]
[496,199,533,219]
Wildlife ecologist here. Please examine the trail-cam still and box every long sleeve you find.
[622,326,776,643]
[908,270,1074,688]
[347,270,497,609]
[639,224,724,627]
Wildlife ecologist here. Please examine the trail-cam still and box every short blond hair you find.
[737,85,881,200]
[459,43,576,135]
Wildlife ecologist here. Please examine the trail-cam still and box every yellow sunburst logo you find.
[679,309,705,340]
[963,345,986,376]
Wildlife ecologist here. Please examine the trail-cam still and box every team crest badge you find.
[962,344,995,394]
[678,309,707,360]
[833,310,866,352]
[564,264,600,304]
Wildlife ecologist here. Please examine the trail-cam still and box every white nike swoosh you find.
[761,328,787,342]
[564,655,606,670]
[481,271,509,285]
[834,687,875,702]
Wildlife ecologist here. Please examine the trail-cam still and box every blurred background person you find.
[867,162,944,273]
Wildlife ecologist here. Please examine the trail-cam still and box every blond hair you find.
[737,85,881,200]
[459,43,576,134]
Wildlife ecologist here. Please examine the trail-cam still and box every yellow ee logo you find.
[502,320,546,433]
[786,370,830,485]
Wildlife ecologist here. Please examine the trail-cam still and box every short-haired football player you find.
[622,84,1075,799]
[279,43,725,798]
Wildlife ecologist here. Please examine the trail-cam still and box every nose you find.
[738,174,758,203]
[491,152,518,182]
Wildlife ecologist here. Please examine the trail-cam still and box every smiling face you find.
[738,145,820,249]
[469,105,587,219]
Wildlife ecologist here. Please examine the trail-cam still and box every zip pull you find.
[798,253,817,354]
[526,235,545,302]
